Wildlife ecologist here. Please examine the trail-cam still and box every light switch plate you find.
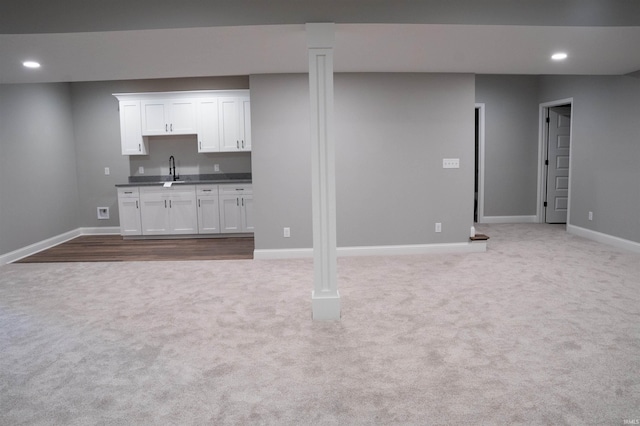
[214,164,220,172]
[104,167,110,175]
[443,158,460,168]
[139,166,144,174]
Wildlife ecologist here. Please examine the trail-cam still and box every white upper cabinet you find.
[118,100,148,155]
[219,96,251,152]
[197,98,220,153]
[141,99,197,136]
[114,90,250,155]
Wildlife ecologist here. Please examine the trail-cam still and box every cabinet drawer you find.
[197,185,219,195]
[117,187,140,198]
[219,184,252,195]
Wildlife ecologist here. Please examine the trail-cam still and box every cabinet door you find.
[168,189,198,234]
[219,98,241,151]
[140,100,168,135]
[219,194,242,233]
[198,196,220,233]
[140,189,170,235]
[240,195,254,232]
[168,100,197,134]
[117,189,142,236]
[119,101,147,155]
[239,97,251,151]
[197,99,220,152]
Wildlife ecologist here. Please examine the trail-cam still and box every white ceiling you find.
[2,1,640,84]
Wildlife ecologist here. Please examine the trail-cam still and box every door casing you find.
[475,103,486,223]
[536,98,574,225]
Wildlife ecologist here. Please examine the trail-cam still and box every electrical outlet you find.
[442,158,460,169]
[284,227,291,238]
[139,166,144,174]
[435,222,442,233]
[104,167,110,175]
[214,164,220,172]
[588,211,593,221]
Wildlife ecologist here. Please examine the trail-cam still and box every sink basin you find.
[161,181,186,187]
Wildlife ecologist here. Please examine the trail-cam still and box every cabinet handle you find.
[237,198,239,206]
[199,141,201,150]
[242,198,244,207]
[170,200,172,208]
[164,200,167,208]
[237,140,239,149]
[138,144,141,152]
[165,124,168,132]
[170,123,173,132]
[203,189,211,192]
[242,140,245,149]
[198,199,201,208]
[136,200,139,209]
[124,191,133,194]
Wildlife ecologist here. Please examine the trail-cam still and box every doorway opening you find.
[537,99,573,225]
[474,104,485,223]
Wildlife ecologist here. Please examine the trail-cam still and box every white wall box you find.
[117,187,142,235]
[113,90,250,155]
[219,184,254,233]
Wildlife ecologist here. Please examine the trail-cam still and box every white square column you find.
[307,23,340,320]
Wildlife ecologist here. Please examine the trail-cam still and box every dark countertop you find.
[115,173,252,187]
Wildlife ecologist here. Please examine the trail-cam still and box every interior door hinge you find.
[544,201,548,207]
[546,117,550,123]
[545,159,549,166]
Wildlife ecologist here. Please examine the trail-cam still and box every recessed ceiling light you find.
[551,52,568,61]
[23,61,41,68]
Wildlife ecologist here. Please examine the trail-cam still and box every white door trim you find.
[537,98,574,226]
[475,103,486,223]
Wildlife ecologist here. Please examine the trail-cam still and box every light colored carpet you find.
[1,224,639,425]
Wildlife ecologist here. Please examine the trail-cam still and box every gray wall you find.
[334,73,475,246]
[475,75,540,217]
[538,75,640,243]
[250,74,313,250]
[251,73,475,250]
[69,76,250,228]
[0,83,79,255]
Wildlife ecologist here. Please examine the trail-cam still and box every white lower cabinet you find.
[197,185,220,234]
[117,188,142,236]
[118,183,252,236]
[139,186,198,235]
[219,184,253,233]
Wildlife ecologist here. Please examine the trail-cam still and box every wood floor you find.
[15,235,255,263]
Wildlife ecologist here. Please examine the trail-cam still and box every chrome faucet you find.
[169,156,179,181]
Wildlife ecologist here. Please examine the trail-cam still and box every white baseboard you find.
[253,248,313,259]
[254,241,487,260]
[1,227,121,265]
[567,224,640,254]
[0,229,81,265]
[481,215,537,224]
[79,226,121,235]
